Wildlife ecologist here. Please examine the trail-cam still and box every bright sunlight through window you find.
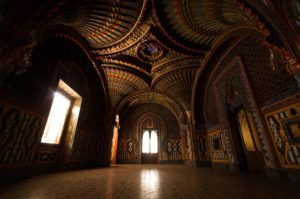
[142,130,158,153]
[142,130,150,153]
[41,92,71,144]
[150,130,158,153]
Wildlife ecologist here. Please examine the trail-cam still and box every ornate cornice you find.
[100,57,150,76]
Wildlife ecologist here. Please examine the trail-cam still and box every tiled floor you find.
[0,164,299,199]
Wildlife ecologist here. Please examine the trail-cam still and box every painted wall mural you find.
[194,134,210,162]
[264,100,300,169]
[161,139,182,160]
[117,138,139,160]
[0,103,43,168]
[70,129,105,162]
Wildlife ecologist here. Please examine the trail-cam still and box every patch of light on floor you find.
[140,169,160,198]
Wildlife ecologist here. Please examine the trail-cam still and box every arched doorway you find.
[228,106,266,173]
[228,107,251,172]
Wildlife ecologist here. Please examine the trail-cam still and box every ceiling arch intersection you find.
[52,0,281,114]
[91,12,204,110]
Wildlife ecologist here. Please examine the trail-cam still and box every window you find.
[142,130,158,153]
[41,92,71,144]
[41,80,82,146]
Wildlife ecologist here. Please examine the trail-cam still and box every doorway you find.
[228,105,266,173]
[110,115,119,164]
[228,107,250,172]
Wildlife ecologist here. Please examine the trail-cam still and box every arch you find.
[192,25,266,125]
[190,23,296,171]
[137,113,166,162]
[115,90,194,163]
[116,103,181,163]
[42,28,110,109]
[31,34,112,167]
[115,90,189,125]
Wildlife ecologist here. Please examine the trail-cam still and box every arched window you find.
[142,130,158,153]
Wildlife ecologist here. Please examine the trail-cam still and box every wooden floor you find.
[0,164,299,199]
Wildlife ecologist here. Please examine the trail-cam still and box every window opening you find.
[41,92,71,144]
[142,130,158,153]
[41,80,82,146]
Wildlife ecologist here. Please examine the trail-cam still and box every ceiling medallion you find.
[137,40,164,62]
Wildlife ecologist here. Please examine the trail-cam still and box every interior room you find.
[1,0,300,198]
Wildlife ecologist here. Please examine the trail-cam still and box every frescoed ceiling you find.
[48,0,284,113]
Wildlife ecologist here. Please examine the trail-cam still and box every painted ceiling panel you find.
[104,68,149,107]
[157,0,254,48]
[153,68,198,110]
[55,0,146,48]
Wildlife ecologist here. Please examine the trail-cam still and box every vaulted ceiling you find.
[52,0,259,112]
[9,0,283,115]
